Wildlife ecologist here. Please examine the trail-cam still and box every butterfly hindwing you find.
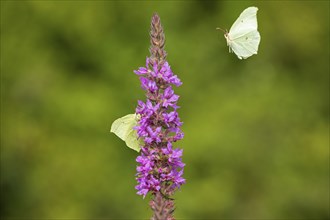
[125,128,143,152]
[228,30,260,59]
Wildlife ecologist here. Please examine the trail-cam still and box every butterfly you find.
[110,113,143,152]
[218,7,261,59]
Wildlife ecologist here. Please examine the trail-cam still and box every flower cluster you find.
[133,13,185,219]
[134,58,185,198]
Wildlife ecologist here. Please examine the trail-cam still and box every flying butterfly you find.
[218,6,261,59]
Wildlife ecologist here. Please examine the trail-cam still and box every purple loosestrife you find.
[134,13,185,220]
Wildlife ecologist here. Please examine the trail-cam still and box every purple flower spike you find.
[133,13,185,220]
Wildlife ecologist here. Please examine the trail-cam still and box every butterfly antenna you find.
[216,27,226,33]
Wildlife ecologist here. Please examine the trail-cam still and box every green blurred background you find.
[1,1,329,219]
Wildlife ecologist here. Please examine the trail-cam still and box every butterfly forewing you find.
[111,114,137,141]
[228,7,259,39]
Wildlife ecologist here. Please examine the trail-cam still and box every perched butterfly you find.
[218,6,261,59]
[110,113,143,152]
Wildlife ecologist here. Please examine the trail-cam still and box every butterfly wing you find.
[125,129,143,152]
[228,30,260,59]
[111,114,136,140]
[228,7,259,39]
[111,114,142,152]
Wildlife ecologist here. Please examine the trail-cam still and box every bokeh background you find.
[1,1,329,219]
